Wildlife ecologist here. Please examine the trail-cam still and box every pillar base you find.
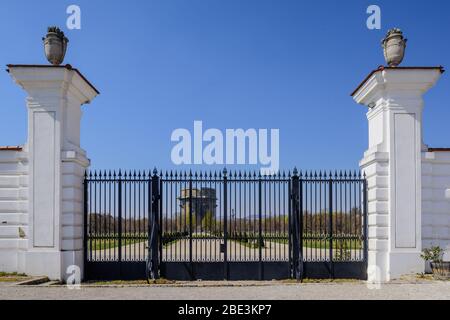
[62,249,84,282]
[24,250,62,280]
[368,250,423,282]
[388,251,423,279]
[23,249,84,282]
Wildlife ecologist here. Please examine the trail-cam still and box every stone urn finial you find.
[381,28,407,67]
[42,26,69,65]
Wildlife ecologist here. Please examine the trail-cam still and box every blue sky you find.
[0,0,449,172]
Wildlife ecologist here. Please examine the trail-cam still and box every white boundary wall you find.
[422,150,450,260]
[0,148,28,272]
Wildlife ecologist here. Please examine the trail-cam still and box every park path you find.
[90,239,289,261]
[160,238,289,261]
[90,239,361,261]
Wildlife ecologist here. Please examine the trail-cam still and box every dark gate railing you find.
[291,170,367,280]
[158,169,292,280]
[83,170,153,280]
[84,169,367,281]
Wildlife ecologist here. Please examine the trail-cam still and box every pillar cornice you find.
[352,67,443,106]
[7,65,99,105]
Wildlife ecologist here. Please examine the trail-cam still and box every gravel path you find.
[0,280,449,300]
[90,239,360,261]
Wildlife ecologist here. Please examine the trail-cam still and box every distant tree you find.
[201,211,216,232]
[177,211,197,232]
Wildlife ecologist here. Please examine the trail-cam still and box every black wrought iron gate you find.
[84,169,367,281]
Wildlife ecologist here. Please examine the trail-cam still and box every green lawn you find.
[302,238,362,250]
[270,237,362,250]
[0,272,30,282]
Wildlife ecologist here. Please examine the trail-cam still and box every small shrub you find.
[421,246,444,263]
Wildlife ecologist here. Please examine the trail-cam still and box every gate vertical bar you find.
[150,169,160,280]
[299,170,304,280]
[147,171,151,280]
[258,173,263,280]
[288,175,292,277]
[223,168,228,280]
[159,173,163,267]
[329,174,334,279]
[291,168,301,281]
[189,171,193,279]
[118,170,122,264]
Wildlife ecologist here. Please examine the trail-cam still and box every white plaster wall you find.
[360,151,390,281]
[0,149,28,273]
[61,161,84,252]
[60,150,89,280]
[422,150,450,260]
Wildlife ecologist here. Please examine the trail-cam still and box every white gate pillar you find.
[7,65,98,281]
[352,66,443,282]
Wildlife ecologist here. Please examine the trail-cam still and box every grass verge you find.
[0,272,30,282]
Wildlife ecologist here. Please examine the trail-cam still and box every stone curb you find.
[26,280,363,288]
[15,276,50,286]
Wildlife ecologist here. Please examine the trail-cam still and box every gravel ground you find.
[92,239,355,261]
[0,280,449,300]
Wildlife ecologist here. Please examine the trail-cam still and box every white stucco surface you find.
[354,67,443,281]
[0,148,28,273]
[422,150,450,260]
[0,65,97,281]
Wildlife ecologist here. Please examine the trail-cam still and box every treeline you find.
[301,211,363,235]
[88,208,363,235]
[87,213,148,233]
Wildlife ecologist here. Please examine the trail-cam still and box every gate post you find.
[7,65,98,281]
[352,66,443,282]
[148,168,160,280]
[291,168,302,281]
